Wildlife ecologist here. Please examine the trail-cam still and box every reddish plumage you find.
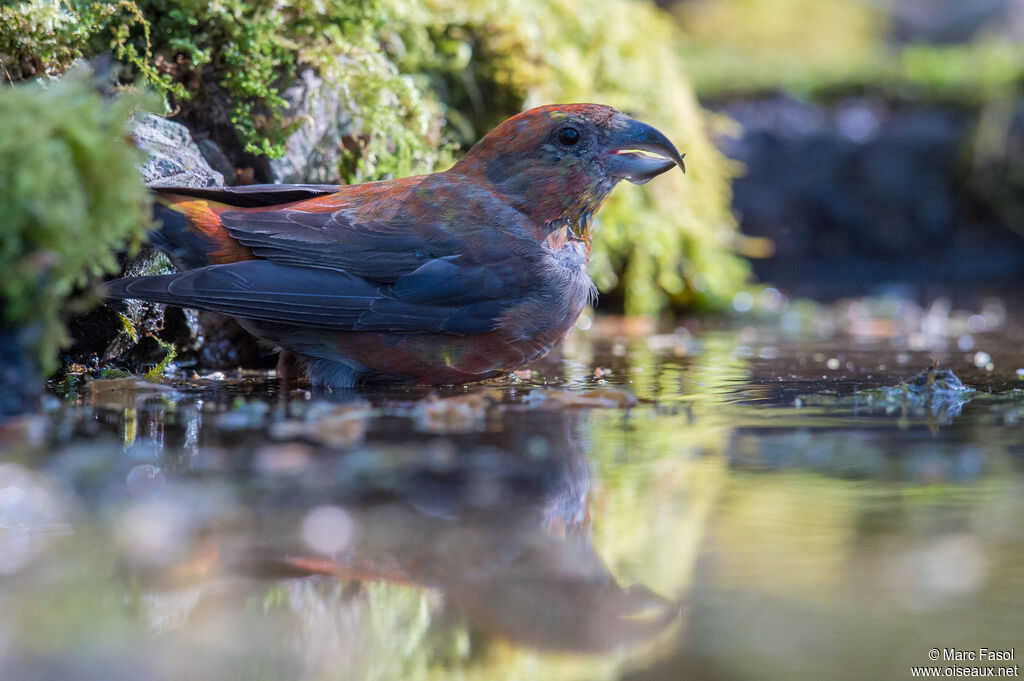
[108,104,686,388]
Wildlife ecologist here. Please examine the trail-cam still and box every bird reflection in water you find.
[112,392,680,658]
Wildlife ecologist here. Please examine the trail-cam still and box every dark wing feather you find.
[153,184,339,207]
[216,208,454,282]
[107,257,535,335]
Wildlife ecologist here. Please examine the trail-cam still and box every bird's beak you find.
[605,115,686,185]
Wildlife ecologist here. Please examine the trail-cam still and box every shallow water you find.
[2,302,1023,681]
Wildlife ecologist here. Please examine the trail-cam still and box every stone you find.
[711,94,1024,296]
[132,113,225,188]
[0,325,43,418]
[268,67,353,184]
[65,114,276,377]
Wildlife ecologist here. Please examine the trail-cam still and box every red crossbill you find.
[107,104,686,388]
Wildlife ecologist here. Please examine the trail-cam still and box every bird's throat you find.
[544,219,593,259]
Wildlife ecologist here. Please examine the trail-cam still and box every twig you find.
[0,57,14,87]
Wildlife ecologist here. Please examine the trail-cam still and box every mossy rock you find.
[0,69,153,386]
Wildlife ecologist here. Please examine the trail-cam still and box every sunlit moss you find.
[0,0,179,97]
[0,0,446,175]
[0,69,153,375]
[144,337,177,379]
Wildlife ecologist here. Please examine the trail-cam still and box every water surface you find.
[2,300,1023,681]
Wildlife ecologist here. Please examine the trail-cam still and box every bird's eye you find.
[557,126,580,146]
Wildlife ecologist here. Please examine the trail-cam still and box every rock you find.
[0,324,43,418]
[132,113,225,188]
[66,115,279,376]
[712,94,1024,296]
[268,67,353,184]
[194,135,238,183]
[195,311,278,371]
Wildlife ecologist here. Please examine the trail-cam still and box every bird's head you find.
[451,103,686,230]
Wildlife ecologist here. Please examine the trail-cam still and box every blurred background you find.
[677,0,1024,299]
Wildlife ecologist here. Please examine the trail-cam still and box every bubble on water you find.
[966,315,987,333]
[758,347,779,360]
[732,291,754,313]
[574,313,592,331]
[759,287,787,312]
[301,505,355,556]
[973,351,991,368]
[826,358,841,370]
[957,335,974,351]
[1016,368,1024,378]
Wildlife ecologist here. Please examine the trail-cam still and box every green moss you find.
[116,312,139,344]
[144,337,176,379]
[0,68,154,375]
[0,0,184,100]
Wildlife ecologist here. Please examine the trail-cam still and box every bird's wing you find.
[154,178,519,283]
[214,206,456,282]
[106,255,536,335]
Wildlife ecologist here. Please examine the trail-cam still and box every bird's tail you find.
[149,195,233,270]
[146,184,339,269]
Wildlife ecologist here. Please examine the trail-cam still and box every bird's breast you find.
[495,232,594,353]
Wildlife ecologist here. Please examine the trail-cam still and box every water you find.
[1,302,1023,681]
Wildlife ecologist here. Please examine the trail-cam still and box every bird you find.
[107,103,686,389]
